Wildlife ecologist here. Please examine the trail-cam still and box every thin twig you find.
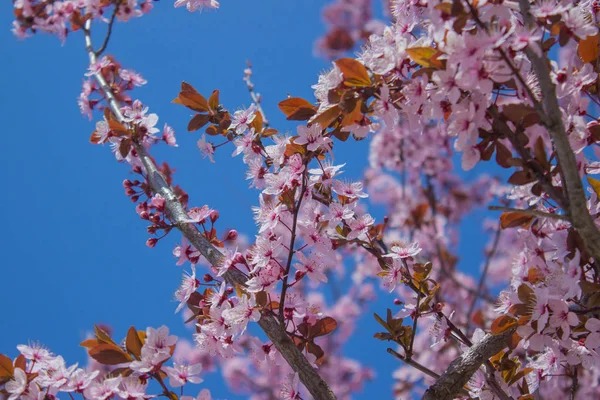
[244,60,269,127]
[278,173,308,324]
[466,227,502,335]
[95,0,120,57]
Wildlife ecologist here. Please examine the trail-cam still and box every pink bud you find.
[146,238,157,248]
[131,195,140,203]
[123,179,132,188]
[147,225,157,234]
[140,211,150,220]
[225,229,238,241]
[125,188,136,196]
[210,210,220,223]
[203,274,214,282]
[394,299,402,305]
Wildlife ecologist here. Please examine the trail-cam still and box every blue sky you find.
[0,2,499,398]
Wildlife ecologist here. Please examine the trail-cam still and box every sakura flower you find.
[197,134,215,162]
[164,362,204,387]
[381,261,403,293]
[384,241,422,259]
[216,247,240,277]
[308,162,345,188]
[430,312,453,347]
[181,389,212,400]
[93,120,110,144]
[84,376,122,400]
[119,69,147,86]
[117,377,153,399]
[64,368,100,392]
[332,180,368,199]
[17,342,51,363]
[230,104,256,134]
[280,373,301,400]
[531,287,550,333]
[323,202,355,228]
[295,123,332,152]
[162,124,177,147]
[585,318,600,349]
[221,295,261,335]
[5,368,27,400]
[145,326,178,353]
[548,299,579,340]
[85,56,111,77]
[174,266,200,313]
[129,346,171,373]
[294,251,328,283]
[346,213,375,241]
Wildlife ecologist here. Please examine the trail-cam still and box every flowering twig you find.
[83,19,337,400]
[244,60,269,127]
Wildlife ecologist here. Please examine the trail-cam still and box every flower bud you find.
[210,210,220,223]
[146,238,157,248]
[123,179,132,188]
[203,274,214,282]
[225,229,238,241]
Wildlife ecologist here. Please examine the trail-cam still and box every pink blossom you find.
[197,134,215,162]
[164,362,204,387]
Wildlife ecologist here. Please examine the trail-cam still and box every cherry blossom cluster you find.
[303,0,600,397]
[11,0,600,398]
[12,0,154,41]
[0,326,212,400]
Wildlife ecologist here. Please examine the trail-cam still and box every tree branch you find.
[83,19,337,400]
[422,329,515,400]
[517,0,600,271]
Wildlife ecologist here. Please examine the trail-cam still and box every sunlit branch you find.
[82,19,337,400]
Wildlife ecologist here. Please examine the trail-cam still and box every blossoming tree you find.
[5,0,600,399]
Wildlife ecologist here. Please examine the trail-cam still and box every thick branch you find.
[517,0,600,269]
[83,20,337,400]
[422,329,515,400]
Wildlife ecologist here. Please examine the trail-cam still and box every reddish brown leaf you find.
[490,315,518,335]
[173,82,209,112]
[89,343,133,365]
[126,326,143,360]
[334,58,371,87]
[108,120,129,136]
[306,341,326,364]
[188,114,210,132]
[311,105,341,129]
[80,339,101,348]
[14,355,26,372]
[251,111,264,133]
[578,33,600,63]
[94,324,117,345]
[278,98,316,120]
[406,47,445,69]
[312,317,338,338]
[208,89,220,111]
[499,212,534,229]
[0,354,14,378]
